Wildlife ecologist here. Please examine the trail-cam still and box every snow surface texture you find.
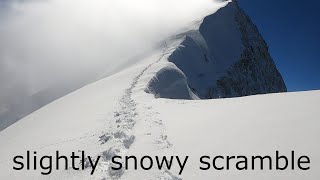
[147,0,287,99]
[0,0,319,180]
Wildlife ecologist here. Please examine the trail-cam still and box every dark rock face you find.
[212,1,287,98]
[165,0,287,99]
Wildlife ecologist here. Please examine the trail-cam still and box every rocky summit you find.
[148,0,287,99]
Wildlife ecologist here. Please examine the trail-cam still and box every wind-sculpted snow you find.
[146,63,198,100]
[147,0,287,99]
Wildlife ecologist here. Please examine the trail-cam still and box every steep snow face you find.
[149,0,287,99]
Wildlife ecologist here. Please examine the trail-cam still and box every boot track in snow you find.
[84,41,179,179]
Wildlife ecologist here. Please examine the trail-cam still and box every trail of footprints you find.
[95,72,142,179]
[82,41,179,179]
[143,106,173,150]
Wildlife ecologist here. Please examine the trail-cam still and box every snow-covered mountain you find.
[0,0,319,180]
[147,0,287,100]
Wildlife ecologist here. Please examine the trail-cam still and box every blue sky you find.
[238,0,320,92]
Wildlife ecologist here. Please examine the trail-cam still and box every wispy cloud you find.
[0,0,221,120]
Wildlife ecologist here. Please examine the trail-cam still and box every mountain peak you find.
[147,0,287,99]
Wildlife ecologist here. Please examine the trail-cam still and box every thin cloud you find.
[0,0,223,127]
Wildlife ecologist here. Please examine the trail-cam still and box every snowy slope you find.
[0,50,161,179]
[1,42,319,179]
[0,0,319,180]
